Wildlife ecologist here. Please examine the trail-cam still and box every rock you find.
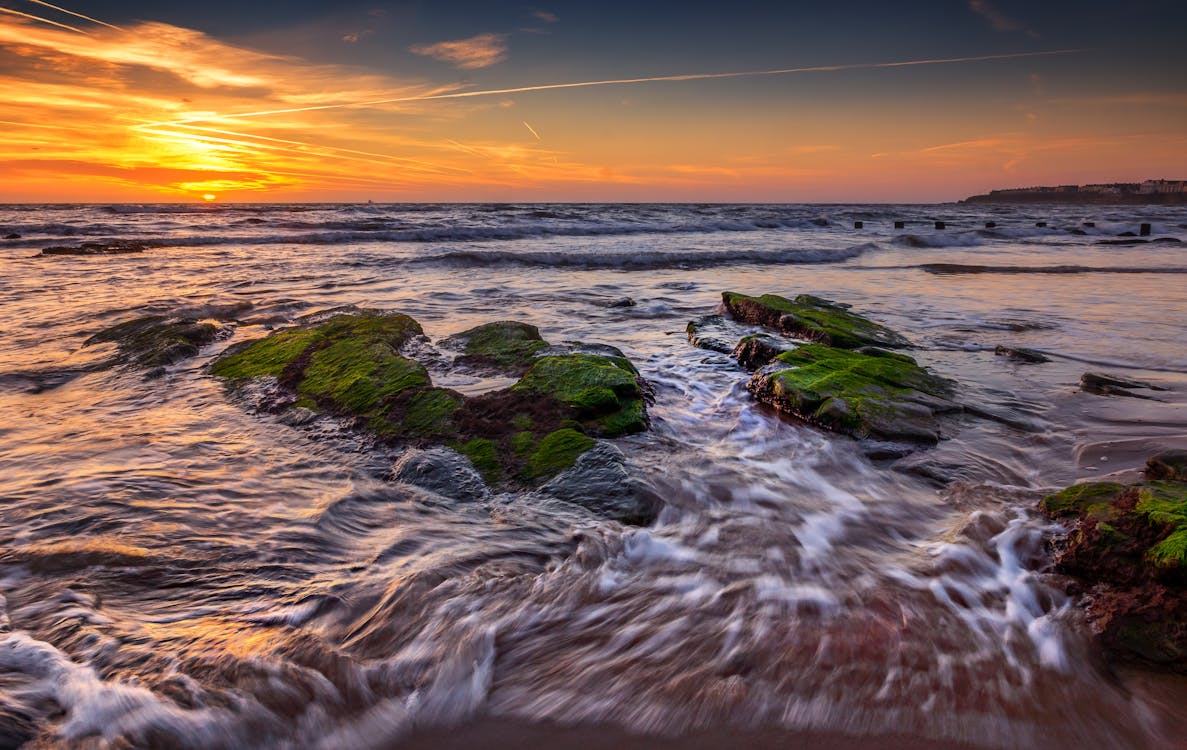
[3,232,20,240]
[994,345,1050,364]
[608,296,636,308]
[721,292,911,349]
[747,344,957,443]
[1040,474,1187,668]
[1080,371,1167,398]
[534,442,658,524]
[732,332,797,369]
[211,311,650,495]
[1147,451,1187,482]
[391,447,489,502]
[84,315,226,373]
[440,321,547,374]
[41,240,159,256]
[686,315,739,355]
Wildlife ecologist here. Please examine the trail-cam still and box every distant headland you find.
[962,179,1187,205]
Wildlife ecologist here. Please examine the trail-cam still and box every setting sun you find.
[202,194,217,202]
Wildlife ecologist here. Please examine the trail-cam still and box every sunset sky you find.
[1,0,1184,202]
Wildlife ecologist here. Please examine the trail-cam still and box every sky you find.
[0,0,1184,202]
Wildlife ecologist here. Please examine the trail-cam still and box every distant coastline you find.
[962,179,1187,205]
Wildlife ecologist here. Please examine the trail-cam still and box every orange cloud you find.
[408,33,509,70]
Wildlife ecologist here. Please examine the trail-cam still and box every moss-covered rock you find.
[748,344,957,442]
[211,311,651,507]
[514,353,648,438]
[441,321,547,374]
[722,292,911,349]
[732,332,798,369]
[1039,465,1187,669]
[84,315,225,374]
[1146,450,1187,482]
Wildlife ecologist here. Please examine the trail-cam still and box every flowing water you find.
[1,203,1185,749]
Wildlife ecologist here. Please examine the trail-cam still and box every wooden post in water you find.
[985,221,996,228]
[1140,223,1152,236]
[1084,222,1095,228]
[1036,221,1047,227]
[894,220,905,229]
[935,221,946,230]
[854,221,863,229]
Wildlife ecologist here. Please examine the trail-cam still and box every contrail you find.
[25,0,123,30]
[523,121,541,140]
[151,49,1086,127]
[0,6,88,33]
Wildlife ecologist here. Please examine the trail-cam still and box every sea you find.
[1,202,1185,749]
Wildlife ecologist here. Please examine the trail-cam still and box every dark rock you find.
[732,332,797,369]
[604,297,636,308]
[391,447,489,502]
[1147,451,1187,482]
[84,315,226,373]
[41,240,160,256]
[994,345,1050,364]
[440,321,547,375]
[3,232,20,240]
[721,292,911,349]
[211,311,650,495]
[533,442,658,524]
[686,315,739,355]
[1080,371,1167,398]
[747,344,958,443]
[1039,473,1187,669]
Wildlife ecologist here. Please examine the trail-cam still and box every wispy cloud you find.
[968,0,1038,37]
[531,10,559,23]
[409,32,509,70]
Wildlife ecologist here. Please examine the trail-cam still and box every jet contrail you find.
[25,0,123,30]
[150,48,1086,127]
[0,6,88,33]
[523,121,541,140]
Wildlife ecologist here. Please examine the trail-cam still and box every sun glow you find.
[202,194,217,202]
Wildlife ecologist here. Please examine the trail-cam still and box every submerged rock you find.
[994,345,1050,364]
[1040,464,1187,669]
[84,315,226,374]
[721,291,911,349]
[748,344,958,443]
[3,232,20,240]
[732,332,797,369]
[211,310,650,506]
[41,240,159,256]
[440,320,547,374]
[1147,451,1187,482]
[1080,371,1167,398]
[686,315,739,355]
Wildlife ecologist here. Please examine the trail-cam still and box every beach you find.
[1,202,1185,748]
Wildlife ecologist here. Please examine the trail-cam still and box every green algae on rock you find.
[748,344,958,443]
[1039,461,1187,669]
[85,315,226,374]
[441,320,548,374]
[210,311,650,506]
[721,292,911,349]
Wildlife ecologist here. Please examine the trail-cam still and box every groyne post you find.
[894,220,905,229]
[935,221,946,230]
[854,221,863,229]
[1140,223,1152,236]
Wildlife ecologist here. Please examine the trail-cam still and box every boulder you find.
[1040,465,1187,669]
[1147,451,1187,482]
[747,344,958,443]
[686,315,739,355]
[3,232,20,240]
[732,332,797,369]
[721,292,911,349]
[391,447,489,502]
[534,442,658,524]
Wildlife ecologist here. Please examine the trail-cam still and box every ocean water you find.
[1,203,1185,749]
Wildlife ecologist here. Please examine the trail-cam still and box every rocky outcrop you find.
[994,346,1050,364]
[1080,371,1167,398]
[41,240,160,256]
[1040,453,1187,669]
[211,310,651,516]
[748,345,959,443]
[721,292,911,349]
[84,315,227,375]
[391,447,490,503]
